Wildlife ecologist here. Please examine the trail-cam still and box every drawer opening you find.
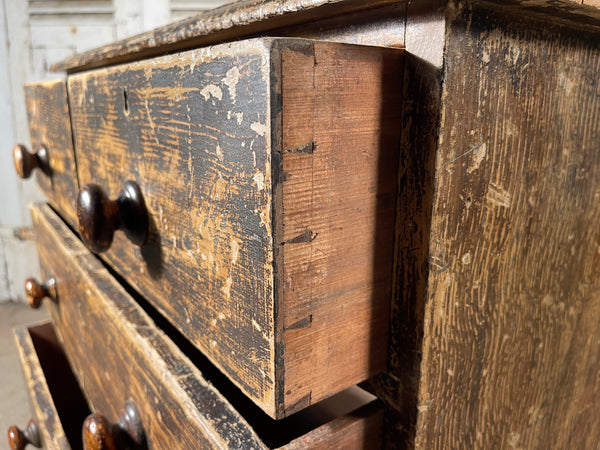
[28,324,91,450]
[99,255,381,448]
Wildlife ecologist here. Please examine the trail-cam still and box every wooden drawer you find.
[29,202,384,449]
[67,38,403,418]
[15,80,79,226]
[10,322,90,450]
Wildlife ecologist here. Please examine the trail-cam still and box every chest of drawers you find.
[9,0,600,449]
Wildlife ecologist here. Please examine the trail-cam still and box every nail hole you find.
[123,89,130,116]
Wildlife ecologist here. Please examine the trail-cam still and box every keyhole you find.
[123,89,130,116]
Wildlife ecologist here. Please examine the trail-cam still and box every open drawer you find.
[9,322,90,450]
[26,203,384,448]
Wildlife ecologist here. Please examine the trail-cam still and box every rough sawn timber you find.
[414,2,600,448]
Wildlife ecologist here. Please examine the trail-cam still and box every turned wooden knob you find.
[13,144,50,179]
[7,419,41,449]
[76,181,149,254]
[24,277,57,309]
[82,400,146,450]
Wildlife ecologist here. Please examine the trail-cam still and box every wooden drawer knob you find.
[7,419,41,449]
[76,181,149,254]
[24,277,56,309]
[13,144,50,179]
[82,400,146,450]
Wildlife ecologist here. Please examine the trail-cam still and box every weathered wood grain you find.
[13,322,91,450]
[31,203,383,449]
[275,41,403,415]
[414,2,600,448]
[67,38,402,418]
[51,0,405,73]
[24,80,79,226]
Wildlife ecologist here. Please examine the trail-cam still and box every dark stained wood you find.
[24,277,57,309]
[82,415,116,450]
[7,419,41,450]
[51,0,405,74]
[76,181,149,253]
[82,400,146,450]
[413,2,600,448]
[31,202,384,449]
[24,79,80,226]
[13,144,50,179]
[13,322,91,450]
[67,38,402,418]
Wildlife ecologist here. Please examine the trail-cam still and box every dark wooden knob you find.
[13,144,50,179]
[76,181,149,254]
[7,419,41,450]
[24,277,57,309]
[82,400,146,450]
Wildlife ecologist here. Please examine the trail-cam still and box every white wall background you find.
[0,0,231,302]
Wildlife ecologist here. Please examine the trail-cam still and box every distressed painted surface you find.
[415,2,600,448]
[24,79,79,226]
[32,203,267,449]
[31,203,384,449]
[68,38,276,414]
[67,37,402,418]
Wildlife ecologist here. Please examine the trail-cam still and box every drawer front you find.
[12,322,91,450]
[67,38,402,417]
[31,203,383,449]
[24,80,79,225]
[32,203,267,449]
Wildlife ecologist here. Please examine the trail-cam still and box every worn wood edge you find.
[24,78,66,89]
[470,0,600,32]
[31,203,267,450]
[12,322,71,450]
[51,0,403,73]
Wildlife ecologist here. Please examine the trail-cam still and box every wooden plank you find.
[31,203,267,449]
[24,79,79,226]
[50,0,404,73]
[414,3,600,448]
[13,322,91,450]
[276,41,403,415]
[67,38,402,418]
[282,402,384,449]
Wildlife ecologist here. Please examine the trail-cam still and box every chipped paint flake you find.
[253,172,265,190]
[215,142,224,161]
[487,183,511,208]
[251,121,268,136]
[467,142,486,174]
[200,84,223,101]
[221,276,232,300]
[223,66,240,104]
[231,239,240,265]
